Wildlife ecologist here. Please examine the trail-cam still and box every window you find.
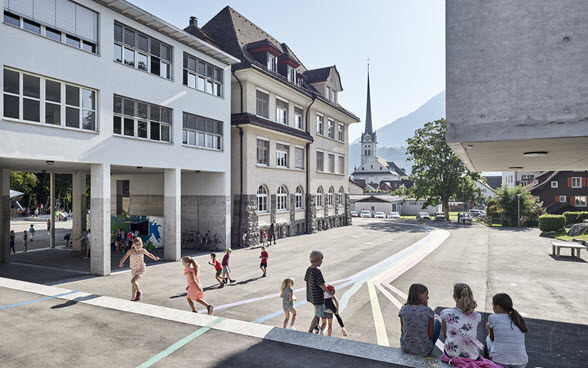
[113,95,172,142]
[267,53,277,72]
[316,114,324,135]
[327,119,334,138]
[3,68,96,131]
[328,187,334,207]
[287,66,296,83]
[316,151,324,172]
[325,86,331,100]
[276,143,289,168]
[338,124,344,141]
[257,186,268,212]
[295,186,303,209]
[114,23,172,79]
[328,153,335,173]
[294,107,303,130]
[257,139,269,165]
[316,187,323,207]
[3,1,98,54]
[575,196,587,207]
[276,99,288,124]
[295,147,305,169]
[338,155,344,174]
[277,186,288,211]
[182,112,222,150]
[559,195,566,202]
[551,181,558,188]
[183,53,223,97]
[338,187,344,206]
[572,177,582,188]
[256,90,269,118]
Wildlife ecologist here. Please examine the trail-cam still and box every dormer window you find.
[287,66,296,83]
[267,53,277,72]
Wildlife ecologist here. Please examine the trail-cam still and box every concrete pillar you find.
[0,169,10,263]
[164,168,181,261]
[72,172,87,251]
[50,173,56,248]
[90,164,111,276]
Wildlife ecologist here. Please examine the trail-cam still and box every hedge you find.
[563,211,588,225]
[539,215,566,232]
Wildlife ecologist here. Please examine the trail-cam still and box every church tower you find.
[360,64,377,166]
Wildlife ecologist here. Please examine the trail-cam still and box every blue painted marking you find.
[136,318,225,368]
[0,290,78,310]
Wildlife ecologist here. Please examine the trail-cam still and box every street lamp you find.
[517,194,521,227]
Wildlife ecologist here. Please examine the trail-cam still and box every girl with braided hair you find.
[485,293,528,368]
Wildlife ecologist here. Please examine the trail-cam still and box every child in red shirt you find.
[208,253,224,288]
[259,246,269,277]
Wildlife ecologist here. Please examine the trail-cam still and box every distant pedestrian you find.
[10,230,16,254]
[259,246,268,277]
[280,278,297,330]
[115,228,124,252]
[29,224,35,242]
[261,229,268,246]
[323,284,347,336]
[182,256,214,315]
[221,249,236,284]
[83,229,91,259]
[484,293,528,368]
[304,250,333,333]
[126,230,133,250]
[77,229,89,259]
[241,230,248,248]
[64,233,71,247]
[22,230,28,252]
[208,253,224,288]
[46,219,51,234]
[119,237,159,301]
[398,283,439,356]
[268,223,276,245]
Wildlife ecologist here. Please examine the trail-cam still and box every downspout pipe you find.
[233,69,244,246]
[305,93,317,234]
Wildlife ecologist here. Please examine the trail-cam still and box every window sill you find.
[255,164,305,173]
[257,212,270,216]
[182,83,224,99]
[276,210,289,213]
[295,208,304,212]
[2,117,100,134]
[182,144,224,152]
[113,134,173,145]
[113,60,173,83]
[316,170,345,176]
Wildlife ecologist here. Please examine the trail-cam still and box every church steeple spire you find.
[364,61,374,136]
[360,60,376,166]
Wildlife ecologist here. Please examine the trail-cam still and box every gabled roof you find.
[386,161,407,176]
[529,171,559,192]
[183,24,219,48]
[476,180,495,192]
[483,176,502,190]
[304,67,332,83]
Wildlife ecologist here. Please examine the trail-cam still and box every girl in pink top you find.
[119,238,159,301]
[182,256,214,315]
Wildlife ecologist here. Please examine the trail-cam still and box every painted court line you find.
[0,290,78,310]
[367,276,390,347]
[136,317,225,368]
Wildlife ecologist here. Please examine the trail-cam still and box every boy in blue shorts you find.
[304,250,333,333]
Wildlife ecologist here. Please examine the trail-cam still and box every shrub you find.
[539,215,566,232]
[563,211,588,225]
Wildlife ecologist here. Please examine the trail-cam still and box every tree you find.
[406,119,482,219]
[492,185,544,226]
[10,172,38,207]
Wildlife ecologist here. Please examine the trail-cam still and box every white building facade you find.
[0,0,239,274]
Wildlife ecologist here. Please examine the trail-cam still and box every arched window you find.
[328,187,334,207]
[277,185,288,211]
[257,185,268,212]
[316,187,323,207]
[338,187,344,206]
[295,186,303,209]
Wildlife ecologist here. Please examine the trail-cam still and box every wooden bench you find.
[550,240,586,258]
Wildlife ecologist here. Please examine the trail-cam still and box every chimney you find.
[189,16,198,27]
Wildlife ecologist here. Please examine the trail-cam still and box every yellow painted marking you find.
[367,276,390,347]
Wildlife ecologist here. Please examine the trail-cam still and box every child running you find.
[259,246,268,277]
[304,250,334,333]
[221,249,236,284]
[440,283,483,360]
[280,278,297,330]
[182,256,214,315]
[119,238,159,301]
[485,293,528,368]
[208,253,224,288]
[322,284,347,336]
[398,283,440,355]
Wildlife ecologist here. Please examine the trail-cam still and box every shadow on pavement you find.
[548,254,587,263]
[50,294,102,309]
[434,307,588,368]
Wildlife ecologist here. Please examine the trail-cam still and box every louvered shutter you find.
[114,23,123,43]
[34,0,57,28]
[55,0,76,34]
[123,27,135,47]
[137,34,149,53]
[150,105,160,122]
[123,99,135,117]
[568,178,573,187]
[6,0,34,18]
[137,102,148,120]
[113,96,122,114]
[555,196,559,202]
[571,196,575,205]
[583,178,587,187]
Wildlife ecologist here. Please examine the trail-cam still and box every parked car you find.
[416,212,431,220]
[350,211,358,217]
[388,212,401,219]
[434,212,446,220]
[460,213,473,225]
[374,211,386,218]
[360,210,372,218]
[469,209,486,217]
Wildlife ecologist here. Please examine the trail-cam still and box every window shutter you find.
[7,0,34,19]
[137,102,148,119]
[571,196,575,205]
[568,178,572,187]
[114,24,123,43]
[34,0,57,28]
[583,178,587,187]
[75,4,98,42]
[137,34,149,53]
[113,96,122,114]
[55,0,76,34]
[123,27,135,47]
[555,196,559,202]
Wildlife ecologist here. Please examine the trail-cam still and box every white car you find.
[374,211,386,218]
[469,209,486,217]
[388,212,401,218]
[350,210,358,217]
[360,210,372,218]
[416,212,431,220]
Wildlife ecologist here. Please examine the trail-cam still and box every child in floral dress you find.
[119,238,159,301]
[440,283,483,359]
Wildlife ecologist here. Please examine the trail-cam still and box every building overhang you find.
[231,113,314,142]
[93,0,240,66]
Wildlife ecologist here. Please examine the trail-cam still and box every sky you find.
[130,0,446,142]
